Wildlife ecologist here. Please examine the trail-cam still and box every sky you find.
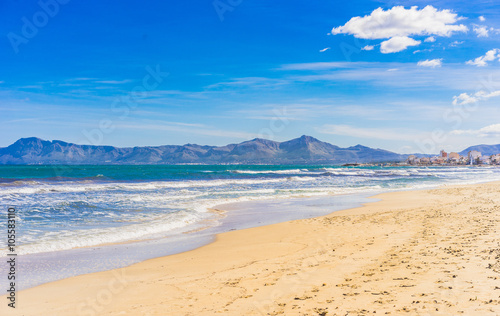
[1,0,500,154]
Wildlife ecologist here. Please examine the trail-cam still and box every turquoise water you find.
[1,164,500,256]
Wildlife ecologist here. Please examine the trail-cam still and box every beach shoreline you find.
[1,192,376,291]
[2,181,500,315]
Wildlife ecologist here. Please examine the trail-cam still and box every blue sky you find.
[1,0,500,153]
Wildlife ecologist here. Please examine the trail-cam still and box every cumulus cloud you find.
[424,36,436,42]
[452,89,500,105]
[331,6,467,53]
[479,16,486,22]
[331,6,467,39]
[380,36,421,53]
[319,47,330,53]
[417,58,443,68]
[473,25,489,37]
[362,45,374,51]
[451,124,500,137]
[466,49,500,67]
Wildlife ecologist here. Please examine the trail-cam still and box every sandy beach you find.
[2,181,500,315]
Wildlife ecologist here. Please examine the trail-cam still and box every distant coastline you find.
[2,136,499,166]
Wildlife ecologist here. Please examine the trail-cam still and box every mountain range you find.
[0,136,406,165]
[2,136,498,165]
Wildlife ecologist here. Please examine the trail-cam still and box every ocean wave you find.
[0,210,211,256]
[230,169,305,175]
[3,165,500,256]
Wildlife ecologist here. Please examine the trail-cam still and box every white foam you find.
[3,166,500,256]
[0,210,209,256]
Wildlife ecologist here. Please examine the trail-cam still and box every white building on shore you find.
[468,150,482,165]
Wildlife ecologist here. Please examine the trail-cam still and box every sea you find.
[1,164,500,289]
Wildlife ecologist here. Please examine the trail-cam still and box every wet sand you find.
[1,182,500,315]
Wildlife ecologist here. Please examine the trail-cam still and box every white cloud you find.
[473,25,489,37]
[319,47,330,53]
[317,124,416,141]
[451,124,500,137]
[362,45,374,51]
[424,36,436,42]
[466,49,500,67]
[118,122,259,140]
[380,36,421,53]
[278,62,370,71]
[206,77,287,89]
[332,5,467,39]
[417,58,443,68]
[452,89,500,105]
[331,6,467,53]
[479,16,486,22]
[94,79,133,84]
[331,5,468,54]
[273,61,500,91]
[413,48,433,54]
[449,40,464,47]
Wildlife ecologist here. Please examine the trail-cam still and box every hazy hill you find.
[459,144,500,156]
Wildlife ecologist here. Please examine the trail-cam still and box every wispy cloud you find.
[206,77,288,89]
[1,118,42,124]
[275,62,500,91]
[71,78,97,81]
[94,80,133,84]
[449,40,464,47]
[413,48,434,54]
[319,47,330,53]
[278,62,371,71]
[117,122,258,140]
[317,124,419,141]
[451,123,500,137]
[417,59,443,68]
[19,85,44,89]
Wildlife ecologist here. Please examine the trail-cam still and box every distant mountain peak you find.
[298,135,320,142]
[14,137,45,143]
[246,137,278,143]
[350,144,369,149]
[0,136,406,165]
